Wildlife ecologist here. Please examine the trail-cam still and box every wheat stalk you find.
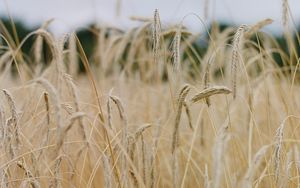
[106,89,114,130]
[127,136,139,187]
[203,54,216,106]
[141,134,148,187]
[102,155,112,188]
[49,156,62,188]
[17,160,41,188]
[129,169,139,188]
[150,123,161,188]
[183,101,194,131]
[282,148,293,187]
[35,78,62,146]
[212,126,230,188]
[64,74,87,141]
[243,145,269,188]
[0,168,8,188]
[56,112,85,153]
[36,92,51,161]
[172,149,180,188]
[0,104,5,142]
[294,146,300,170]
[43,92,50,124]
[0,51,12,71]
[204,164,210,188]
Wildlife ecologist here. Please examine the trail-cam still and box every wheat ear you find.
[172,29,181,73]
[282,0,289,29]
[3,89,20,159]
[191,86,231,104]
[274,121,285,183]
[244,19,273,38]
[231,25,247,99]
[152,9,161,61]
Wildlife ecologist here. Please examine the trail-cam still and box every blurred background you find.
[1,0,299,68]
[1,0,300,35]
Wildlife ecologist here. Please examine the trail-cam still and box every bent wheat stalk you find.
[172,85,190,188]
[109,95,128,188]
[183,101,194,131]
[172,85,190,153]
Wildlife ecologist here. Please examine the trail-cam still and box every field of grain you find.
[0,3,300,188]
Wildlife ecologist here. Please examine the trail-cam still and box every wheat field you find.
[0,3,300,188]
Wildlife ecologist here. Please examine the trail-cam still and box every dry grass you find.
[0,5,300,188]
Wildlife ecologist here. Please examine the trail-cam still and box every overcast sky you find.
[1,0,300,35]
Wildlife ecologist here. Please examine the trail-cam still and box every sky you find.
[1,0,300,35]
